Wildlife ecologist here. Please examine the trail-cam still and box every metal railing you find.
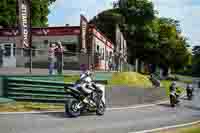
[1,75,108,103]
[0,47,135,75]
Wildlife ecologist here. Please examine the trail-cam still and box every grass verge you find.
[182,80,193,84]
[174,75,193,84]
[157,124,200,133]
[108,72,153,88]
[0,102,64,112]
[64,75,79,83]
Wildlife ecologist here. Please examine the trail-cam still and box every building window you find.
[4,44,11,57]
[63,43,76,53]
[63,43,77,56]
[96,45,100,53]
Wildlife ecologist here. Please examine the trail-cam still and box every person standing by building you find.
[55,41,64,75]
[108,56,112,71]
[48,43,57,75]
[0,46,4,68]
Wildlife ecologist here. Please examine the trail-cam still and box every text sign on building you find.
[80,15,88,52]
[18,0,31,48]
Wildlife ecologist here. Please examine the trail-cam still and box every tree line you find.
[89,0,192,74]
[0,0,56,28]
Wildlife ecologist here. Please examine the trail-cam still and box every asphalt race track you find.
[0,81,199,133]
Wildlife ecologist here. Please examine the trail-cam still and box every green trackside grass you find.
[64,75,79,83]
[182,80,193,84]
[174,75,193,84]
[108,72,153,88]
[175,74,193,79]
[0,102,64,112]
[64,72,153,88]
[157,124,200,133]
[161,80,172,96]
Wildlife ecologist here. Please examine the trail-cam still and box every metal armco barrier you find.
[2,76,107,103]
[4,77,68,103]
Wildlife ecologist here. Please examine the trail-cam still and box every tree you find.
[89,9,123,43]
[0,0,56,28]
[90,0,190,73]
[192,45,200,76]
[90,0,156,62]
[156,17,190,71]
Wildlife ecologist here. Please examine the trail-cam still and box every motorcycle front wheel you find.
[66,99,81,117]
[96,100,106,116]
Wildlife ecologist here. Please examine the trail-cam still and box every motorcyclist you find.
[169,81,180,102]
[79,70,102,96]
[169,81,177,92]
[186,83,193,97]
[76,70,103,107]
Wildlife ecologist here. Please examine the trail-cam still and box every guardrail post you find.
[0,76,8,97]
[0,76,3,97]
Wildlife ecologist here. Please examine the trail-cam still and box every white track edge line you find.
[130,120,200,133]
[107,101,168,111]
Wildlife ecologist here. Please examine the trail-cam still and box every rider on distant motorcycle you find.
[170,81,177,92]
[186,83,193,99]
[169,81,181,102]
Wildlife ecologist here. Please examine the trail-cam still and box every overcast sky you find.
[48,0,200,47]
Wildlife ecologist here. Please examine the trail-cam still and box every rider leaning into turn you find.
[169,81,177,92]
[169,81,181,97]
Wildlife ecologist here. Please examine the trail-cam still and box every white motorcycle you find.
[64,71,106,117]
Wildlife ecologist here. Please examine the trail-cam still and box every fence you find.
[1,75,108,103]
[2,76,67,103]
[0,47,135,75]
